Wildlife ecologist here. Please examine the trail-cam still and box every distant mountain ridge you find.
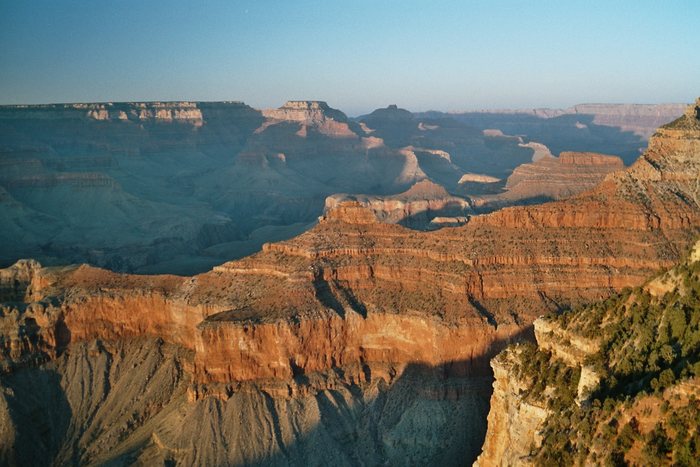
[416,103,687,163]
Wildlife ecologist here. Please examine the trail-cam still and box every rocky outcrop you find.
[458,173,501,185]
[475,349,548,467]
[262,101,358,137]
[533,318,600,367]
[262,101,347,123]
[474,152,624,208]
[0,102,205,125]
[476,318,601,466]
[478,234,700,465]
[319,200,382,224]
[517,141,553,161]
[324,180,471,228]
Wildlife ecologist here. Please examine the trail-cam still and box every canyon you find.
[0,100,681,275]
[0,99,698,464]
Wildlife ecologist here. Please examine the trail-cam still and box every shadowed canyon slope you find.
[0,101,683,274]
[0,100,699,464]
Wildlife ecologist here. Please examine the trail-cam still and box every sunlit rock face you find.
[477,236,700,466]
[471,151,625,210]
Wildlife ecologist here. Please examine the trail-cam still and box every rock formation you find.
[474,347,549,466]
[477,238,700,466]
[324,180,471,228]
[262,100,359,138]
[472,151,624,208]
[359,106,536,181]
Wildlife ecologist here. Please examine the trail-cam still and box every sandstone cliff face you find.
[505,152,623,198]
[0,253,523,386]
[0,338,496,466]
[476,317,600,466]
[475,349,548,467]
[473,151,624,208]
[262,100,359,138]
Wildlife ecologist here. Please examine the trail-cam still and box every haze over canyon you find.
[0,100,685,274]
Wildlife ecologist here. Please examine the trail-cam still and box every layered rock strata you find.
[324,180,471,228]
[3,100,699,386]
[0,101,206,125]
[473,151,624,207]
[477,238,700,466]
[262,100,359,137]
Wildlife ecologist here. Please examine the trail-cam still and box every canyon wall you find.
[477,238,700,466]
[0,99,540,274]
[4,100,698,385]
[472,151,624,208]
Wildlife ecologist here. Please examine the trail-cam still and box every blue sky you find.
[0,0,697,114]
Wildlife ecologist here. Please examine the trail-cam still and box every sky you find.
[0,0,698,115]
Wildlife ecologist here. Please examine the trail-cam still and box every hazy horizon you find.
[0,99,692,120]
[1,0,698,115]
